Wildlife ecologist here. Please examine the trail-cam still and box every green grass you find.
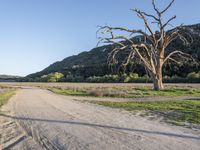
[132,87,200,97]
[50,86,200,98]
[91,100,200,124]
[0,90,16,107]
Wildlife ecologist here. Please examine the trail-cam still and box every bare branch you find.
[163,50,192,64]
[163,15,176,28]
[168,57,180,64]
[132,46,153,71]
[107,45,130,66]
[99,26,143,35]
[131,9,159,21]
[122,50,136,68]
[133,9,156,43]
[152,0,160,15]
[161,0,175,14]
[100,26,152,42]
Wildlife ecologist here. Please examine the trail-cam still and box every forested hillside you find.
[0,75,21,82]
[26,23,200,82]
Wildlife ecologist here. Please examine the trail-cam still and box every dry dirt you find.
[0,87,200,150]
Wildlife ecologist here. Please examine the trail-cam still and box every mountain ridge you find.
[27,23,200,80]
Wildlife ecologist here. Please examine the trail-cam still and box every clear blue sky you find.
[0,0,199,76]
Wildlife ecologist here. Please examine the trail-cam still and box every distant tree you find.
[98,0,193,90]
[47,72,64,82]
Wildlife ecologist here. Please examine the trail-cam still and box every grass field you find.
[91,100,200,125]
[50,86,200,98]
[0,89,16,107]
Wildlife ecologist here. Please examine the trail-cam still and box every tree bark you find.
[153,57,164,90]
[148,69,164,91]
[153,78,164,91]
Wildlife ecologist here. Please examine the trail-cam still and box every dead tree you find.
[98,0,192,90]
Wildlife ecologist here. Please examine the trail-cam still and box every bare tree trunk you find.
[153,58,164,90]
[153,77,164,91]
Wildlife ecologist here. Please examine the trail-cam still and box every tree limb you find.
[161,0,175,14]
[163,50,192,64]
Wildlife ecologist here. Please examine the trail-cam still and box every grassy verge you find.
[50,88,88,96]
[0,90,16,107]
[50,87,200,98]
[90,100,200,125]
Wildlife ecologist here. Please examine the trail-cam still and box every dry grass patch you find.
[0,89,16,107]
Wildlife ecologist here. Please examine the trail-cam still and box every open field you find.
[1,82,200,97]
[50,85,200,98]
[0,83,200,149]
[1,82,200,88]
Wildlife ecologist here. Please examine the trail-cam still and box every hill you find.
[0,75,21,82]
[27,23,200,81]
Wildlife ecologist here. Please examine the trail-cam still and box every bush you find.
[187,72,200,79]
[127,73,139,82]
[87,89,128,97]
[86,76,102,83]
[129,73,139,79]
[102,75,119,82]
[46,72,64,82]
[88,90,104,97]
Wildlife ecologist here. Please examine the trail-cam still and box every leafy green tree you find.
[47,72,64,82]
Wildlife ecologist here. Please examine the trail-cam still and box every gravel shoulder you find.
[0,88,200,150]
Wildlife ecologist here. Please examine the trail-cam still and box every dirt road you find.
[0,88,200,150]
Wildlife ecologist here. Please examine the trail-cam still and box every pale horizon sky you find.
[0,0,199,76]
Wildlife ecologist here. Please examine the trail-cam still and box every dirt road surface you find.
[0,88,200,150]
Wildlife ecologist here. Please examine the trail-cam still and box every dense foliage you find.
[20,71,200,83]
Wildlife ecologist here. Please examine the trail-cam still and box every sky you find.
[0,0,199,76]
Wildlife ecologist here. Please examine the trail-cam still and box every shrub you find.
[88,90,104,97]
[127,73,139,82]
[87,89,128,97]
[86,76,102,83]
[46,72,64,82]
[187,72,200,79]
[129,73,139,79]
